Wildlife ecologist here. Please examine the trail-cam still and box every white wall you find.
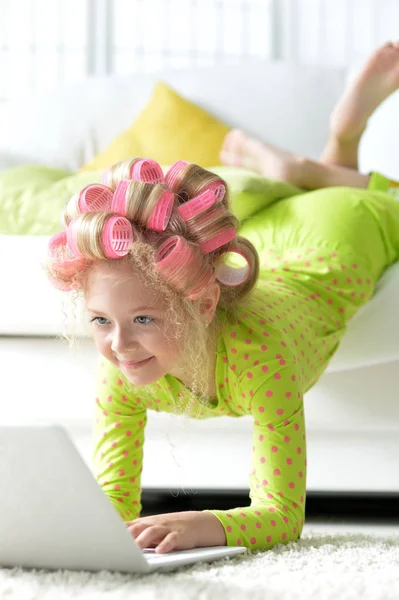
[277,0,399,66]
[1,0,398,144]
[1,0,398,100]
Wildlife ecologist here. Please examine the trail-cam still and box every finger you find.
[124,520,135,527]
[125,515,149,527]
[126,521,150,538]
[124,515,151,525]
[124,515,145,527]
[155,531,180,554]
[135,525,170,550]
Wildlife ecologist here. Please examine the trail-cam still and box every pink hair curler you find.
[101,158,164,187]
[215,249,251,286]
[102,216,134,258]
[164,160,190,188]
[205,181,226,201]
[185,269,216,301]
[147,191,175,231]
[111,180,130,216]
[131,159,164,184]
[156,236,190,274]
[199,226,237,254]
[156,236,215,300]
[78,184,114,213]
[49,231,80,268]
[48,231,85,291]
[178,188,218,221]
[66,216,134,259]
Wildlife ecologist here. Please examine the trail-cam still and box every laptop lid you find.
[0,424,151,574]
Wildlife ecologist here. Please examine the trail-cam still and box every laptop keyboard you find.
[143,548,164,558]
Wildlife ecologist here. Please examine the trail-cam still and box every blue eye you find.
[90,316,153,326]
[91,317,109,326]
[135,316,153,326]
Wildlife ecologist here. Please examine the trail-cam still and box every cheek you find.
[92,331,112,357]
[158,336,182,362]
[147,329,180,359]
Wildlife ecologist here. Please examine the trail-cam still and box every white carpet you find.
[1,526,399,600]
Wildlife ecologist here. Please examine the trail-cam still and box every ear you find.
[198,282,221,324]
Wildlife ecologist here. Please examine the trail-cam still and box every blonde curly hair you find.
[46,158,260,406]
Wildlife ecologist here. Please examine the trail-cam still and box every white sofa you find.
[2,61,399,494]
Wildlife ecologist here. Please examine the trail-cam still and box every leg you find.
[220,128,369,190]
[295,158,369,190]
[320,41,399,169]
[220,41,399,187]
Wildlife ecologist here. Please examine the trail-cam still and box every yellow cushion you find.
[81,82,231,171]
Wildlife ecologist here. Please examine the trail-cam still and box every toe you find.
[221,132,230,153]
[220,150,241,167]
[221,128,242,153]
[221,129,235,154]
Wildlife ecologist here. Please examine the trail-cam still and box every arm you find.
[92,358,147,521]
[206,358,306,551]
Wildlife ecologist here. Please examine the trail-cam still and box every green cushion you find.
[0,164,302,236]
[210,166,303,224]
[0,166,103,236]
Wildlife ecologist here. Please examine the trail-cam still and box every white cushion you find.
[0,235,71,336]
[1,78,152,172]
[328,262,399,371]
[343,65,399,180]
[359,92,399,181]
[1,62,347,171]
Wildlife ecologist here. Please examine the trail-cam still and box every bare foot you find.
[330,41,399,141]
[220,129,303,185]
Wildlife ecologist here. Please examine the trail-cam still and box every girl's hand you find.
[124,511,226,554]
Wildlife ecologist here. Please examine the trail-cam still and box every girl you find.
[47,42,399,555]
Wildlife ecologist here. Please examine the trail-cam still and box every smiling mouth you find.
[119,357,153,369]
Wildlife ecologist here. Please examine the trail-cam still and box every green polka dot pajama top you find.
[93,171,399,552]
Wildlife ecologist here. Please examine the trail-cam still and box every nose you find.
[111,326,138,356]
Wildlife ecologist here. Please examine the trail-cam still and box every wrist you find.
[197,511,227,547]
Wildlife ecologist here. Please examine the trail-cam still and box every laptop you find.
[0,424,246,573]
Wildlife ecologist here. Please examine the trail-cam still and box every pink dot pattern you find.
[93,371,148,521]
[92,184,397,552]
